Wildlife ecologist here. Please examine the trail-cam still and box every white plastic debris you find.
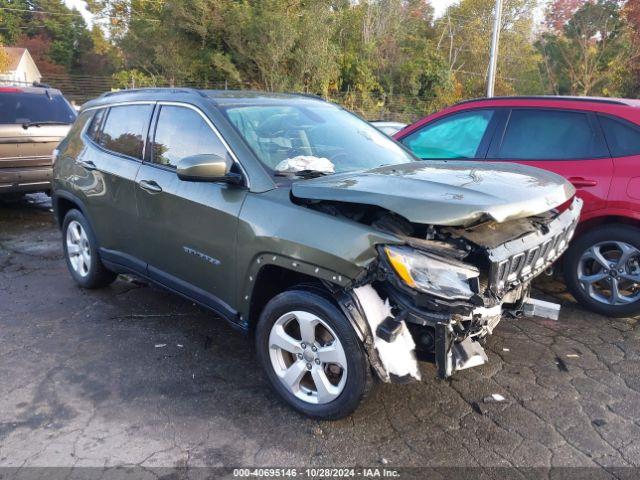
[177,344,184,348]
[566,354,580,358]
[155,344,167,348]
[274,155,335,174]
[503,348,510,352]
[483,393,506,403]
[353,285,421,381]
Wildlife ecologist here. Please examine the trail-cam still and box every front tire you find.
[255,289,373,420]
[62,209,117,289]
[564,224,640,318]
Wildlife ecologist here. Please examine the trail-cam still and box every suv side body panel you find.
[75,105,151,259]
[235,188,401,322]
[610,156,640,214]
[134,164,248,314]
[595,113,640,220]
[132,101,249,315]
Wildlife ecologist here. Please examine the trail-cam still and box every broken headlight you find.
[383,246,479,300]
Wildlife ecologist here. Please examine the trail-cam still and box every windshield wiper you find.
[274,169,332,179]
[22,121,71,129]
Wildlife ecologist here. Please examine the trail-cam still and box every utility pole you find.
[487,0,503,97]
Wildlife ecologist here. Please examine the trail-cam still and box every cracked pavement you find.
[1,194,639,473]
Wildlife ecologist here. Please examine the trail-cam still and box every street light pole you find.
[487,0,503,97]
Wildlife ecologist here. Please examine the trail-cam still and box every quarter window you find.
[86,108,105,141]
[99,104,152,159]
[598,115,640,157]
[152,105,228,168]
[497,109,608,160]
[400,110,494,159]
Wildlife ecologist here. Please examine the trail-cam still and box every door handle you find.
[78,160,97,171]
[138,179,163,193]
[569,177,598,188]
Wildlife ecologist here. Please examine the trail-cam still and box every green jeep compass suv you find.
[52,89,582,419]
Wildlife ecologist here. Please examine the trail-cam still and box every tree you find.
[15,34,66,74]
[0,0,31,45]
[0,45,9,74]
[0,0,118,76]
[75,0,637,119]
[544,0,588,31]
[612,0,640,97]
[435,0,542,98]
[537,0,627,95]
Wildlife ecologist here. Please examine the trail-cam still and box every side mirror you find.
[176,153,241,184]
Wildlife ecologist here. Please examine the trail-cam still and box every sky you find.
[63,0,94,25]
[431,0,460,17]
[63,0,462,25]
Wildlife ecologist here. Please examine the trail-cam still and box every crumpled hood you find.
[291,161,576,227]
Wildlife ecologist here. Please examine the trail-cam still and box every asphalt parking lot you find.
[1,194,639,475]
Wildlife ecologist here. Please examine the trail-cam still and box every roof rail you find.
[292,92,323,100]
[32,81,52,89]
[99,87,205,98]
[455,95,627,107]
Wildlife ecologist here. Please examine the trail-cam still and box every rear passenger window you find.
[497,109,608,160]
[99,104,152,159]
[86,108,105,141]
[598,115,640,157]
[151,105,228,168]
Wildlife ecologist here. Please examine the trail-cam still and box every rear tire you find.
[62,209,117,289]
[563,224,640,318]
[255,289,373,420]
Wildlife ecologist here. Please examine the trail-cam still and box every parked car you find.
[52,89,580,419]
[0,85,76,196]
[395,96,640,318]
[370,121,407,136]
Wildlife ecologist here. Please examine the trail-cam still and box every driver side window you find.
[401,110,494,159]
[152,105,228,168]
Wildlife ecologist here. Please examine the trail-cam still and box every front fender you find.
[235,189,401,316]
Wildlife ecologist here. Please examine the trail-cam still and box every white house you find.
[0,47,42,85]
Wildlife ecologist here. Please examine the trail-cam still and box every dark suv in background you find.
[52,89,580,419]
[396,96,640,318]
[0,85,76,196]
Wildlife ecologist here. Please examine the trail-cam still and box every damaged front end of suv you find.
[291,161,582,383]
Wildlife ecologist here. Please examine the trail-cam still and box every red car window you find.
[598,115,640,157]
[399,109,494,159]
[496,109,608,160]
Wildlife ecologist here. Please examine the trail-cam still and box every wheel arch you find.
[52,191,90,229]
[244,257,353,333]
[575,212,640,238]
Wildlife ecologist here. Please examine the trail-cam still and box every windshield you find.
[221,103,415,175]
[0,91,76,125]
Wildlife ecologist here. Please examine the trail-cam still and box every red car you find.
[395,96,640,318]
